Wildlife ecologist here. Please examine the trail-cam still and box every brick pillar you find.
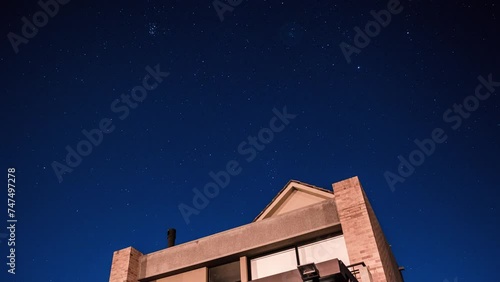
[109,247,143,282]
[333,176,402,282]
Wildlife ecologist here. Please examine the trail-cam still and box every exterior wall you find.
[364,193,402,282]
[139,199,341,280]
[109,247,143,282]
[156,267,207,282]
[359,266,373,282]
[333,176,402,282]
[274,190,329,216]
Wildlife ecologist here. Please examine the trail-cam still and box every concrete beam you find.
[139,199,341,280]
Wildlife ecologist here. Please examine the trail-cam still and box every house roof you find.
[253,179,334,222]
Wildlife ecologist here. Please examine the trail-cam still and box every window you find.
[297,236,350,265]
[209,261,240,282]
[250,235,350,280]
[250,248,297,279]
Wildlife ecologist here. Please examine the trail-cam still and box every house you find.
[109,176,404,282]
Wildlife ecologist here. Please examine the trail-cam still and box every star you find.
[148,22,158,36]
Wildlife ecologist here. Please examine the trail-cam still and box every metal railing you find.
[346,262,371,282]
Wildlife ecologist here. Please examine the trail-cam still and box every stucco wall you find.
[273,189,331,216]
[139,199,341,280]
[155,267,207,282]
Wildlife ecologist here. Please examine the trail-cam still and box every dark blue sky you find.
[1,0,499,281]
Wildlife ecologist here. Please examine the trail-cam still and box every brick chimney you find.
[333,176,402,282]
[109,247,142,282]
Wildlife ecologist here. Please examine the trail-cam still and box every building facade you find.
[109,176,404,282]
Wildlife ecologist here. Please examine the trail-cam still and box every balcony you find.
[250,259,359,282]
[347,262,373,282]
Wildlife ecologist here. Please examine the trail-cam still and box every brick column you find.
[109,247,143,282]
[333,176,402,282]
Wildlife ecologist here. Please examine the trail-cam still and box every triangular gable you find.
[253,180,334,222]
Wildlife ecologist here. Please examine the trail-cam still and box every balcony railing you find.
[250,259,359,282]
[346,262,372,282]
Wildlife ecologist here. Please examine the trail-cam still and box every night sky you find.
[1,0,499,281]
